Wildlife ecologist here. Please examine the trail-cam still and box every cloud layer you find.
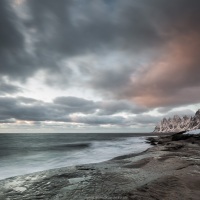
[0,96,148,127]
[1,0,200,131]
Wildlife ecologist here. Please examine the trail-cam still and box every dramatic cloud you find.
[1,0,200,132]
[0,0,37,80]
[26,0,161,55]
[123,33,200,107]
[0,0,163,81]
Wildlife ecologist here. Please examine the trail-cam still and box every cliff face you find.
[154,109,200,133]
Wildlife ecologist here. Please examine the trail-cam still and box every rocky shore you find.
[0,133,200,200]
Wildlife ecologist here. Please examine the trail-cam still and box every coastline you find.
[0,133,200,200]
[0,133,153,180]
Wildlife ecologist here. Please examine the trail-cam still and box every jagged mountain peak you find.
[162,118,168,122]
[195,109,200,117]
[154,110,199,133]
[183,115,189,120]
[173,115,181,120]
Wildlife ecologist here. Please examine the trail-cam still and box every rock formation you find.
[154,109,200,133]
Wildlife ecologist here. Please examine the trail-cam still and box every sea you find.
[0,133,153,180]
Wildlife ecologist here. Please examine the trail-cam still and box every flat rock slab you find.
[0,138,200,200]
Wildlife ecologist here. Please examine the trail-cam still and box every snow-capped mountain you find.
[154,109,200,133]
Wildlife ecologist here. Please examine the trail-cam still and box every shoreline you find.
[0,133,152,181]
[0,133,200,199]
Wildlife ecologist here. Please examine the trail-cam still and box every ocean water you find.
[0,133,151,180]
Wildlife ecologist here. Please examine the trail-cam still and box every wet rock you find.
[146,137,158,145]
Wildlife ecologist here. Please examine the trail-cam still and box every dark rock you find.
[146,137,158,145]
[171,132,192,141]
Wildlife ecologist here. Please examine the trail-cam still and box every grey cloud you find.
[0,95,195,127]
[0,118,16,124]
[0,0,37,80]
[25,0,164,58]
[86,0,200,109]
[120,38,200,107]
[17,97,43,104]
[53,96,97,114]
[0,80,22,95]
[166,109,195,118]
[0,0,192,78]
[53,97,147,116]
[131,115,162,125]
[97,100,148,115]
[54,96,94,107]
[0,97,51,121]
[2,0,163,81]
[71,115,125,125]
[1,0,200,112]
[89,66,133,98]
[0,1,22,49]
[157,107,195,115]
[27,0,114,55]
[0,96,147,126]
[0,96,80,122]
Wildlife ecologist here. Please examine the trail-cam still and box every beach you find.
[0,132,199,200]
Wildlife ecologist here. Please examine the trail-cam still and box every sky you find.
[0,0,200,133]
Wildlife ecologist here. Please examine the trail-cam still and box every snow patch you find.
[183,129,200,135]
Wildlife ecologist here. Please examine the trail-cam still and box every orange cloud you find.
[125,32,200,107]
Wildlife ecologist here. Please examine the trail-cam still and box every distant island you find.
[154,109,200,133]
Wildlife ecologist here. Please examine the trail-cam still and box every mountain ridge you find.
[154,109,200,133]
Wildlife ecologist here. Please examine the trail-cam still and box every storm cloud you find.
[1,0,200,131]
[0,0,164,80]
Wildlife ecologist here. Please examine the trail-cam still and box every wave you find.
[45,142,91,151]
[0,142,91,156]
[0,136,151,180]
